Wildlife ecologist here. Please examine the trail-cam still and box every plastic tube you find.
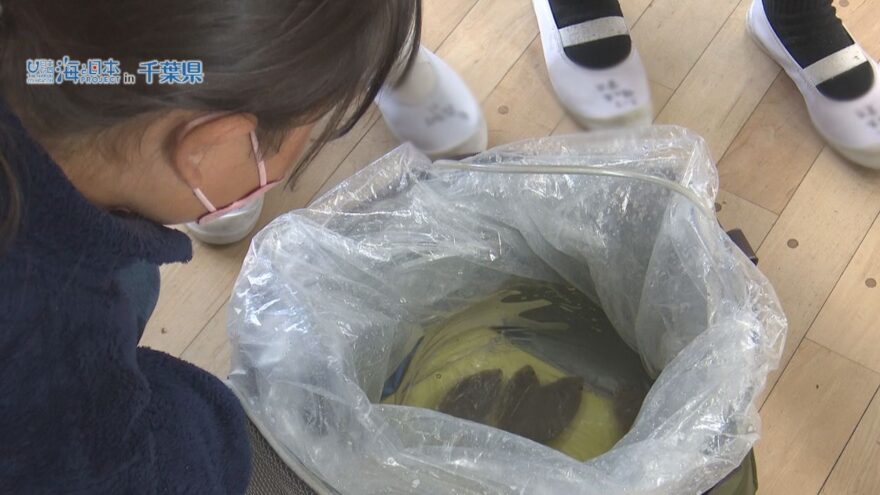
[432,159,716,218]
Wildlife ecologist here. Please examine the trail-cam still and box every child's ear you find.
[170,113,257,188]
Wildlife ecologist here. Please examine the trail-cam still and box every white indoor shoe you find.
[376,46,488,159]
[748,0,880,169]
[533,0,652,130]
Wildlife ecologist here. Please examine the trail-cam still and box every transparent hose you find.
[433,159,716,218]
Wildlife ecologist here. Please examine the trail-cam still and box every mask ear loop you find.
[192,122,279,225]
[250,131,268,187]
[192,188,218,214]
[181,112,234,215]
[192,130,266,213]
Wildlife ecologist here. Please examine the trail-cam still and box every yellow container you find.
[384,315,627,461]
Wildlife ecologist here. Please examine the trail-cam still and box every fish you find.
[437,369,503,422]
[497,365,584,443]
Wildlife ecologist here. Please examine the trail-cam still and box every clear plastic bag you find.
[227,126,787,494]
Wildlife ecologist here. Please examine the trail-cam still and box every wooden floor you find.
[145,1,880,493]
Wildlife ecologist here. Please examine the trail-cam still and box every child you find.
[0,1,486,493]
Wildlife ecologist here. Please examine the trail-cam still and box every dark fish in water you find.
[613,383,646,431]
[493,282,653,403]
[438,369,503,422]
[497,365,583,443]
[497,365,541,421]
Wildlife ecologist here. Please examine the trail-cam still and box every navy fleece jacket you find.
[0,102,252,493]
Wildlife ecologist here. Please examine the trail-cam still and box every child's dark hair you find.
[0,0,421,248]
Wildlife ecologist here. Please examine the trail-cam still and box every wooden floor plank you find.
[144,242,250,355]
[820,388,880,495]
[755,340,880,495]
[842,0,880,44]
[808,216,880,373]
[655,0,780,161]
[717,73,824,215]
[630,0,740,90]
[421,0,480,50]
[755,149,880,404]
[180,305,233,378]
[484,35,565,147]
[550,115,581,136]
[715,189,778,248]
[314,123,400,200]
[620,0,654,25]
[433,0,538,102]
[645,81,676,120]
[835,0,876,20]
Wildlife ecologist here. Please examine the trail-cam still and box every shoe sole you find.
[568,105,653,131]
[834,144,880,169]
[746,1,880,169]
[425,115,489,160]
